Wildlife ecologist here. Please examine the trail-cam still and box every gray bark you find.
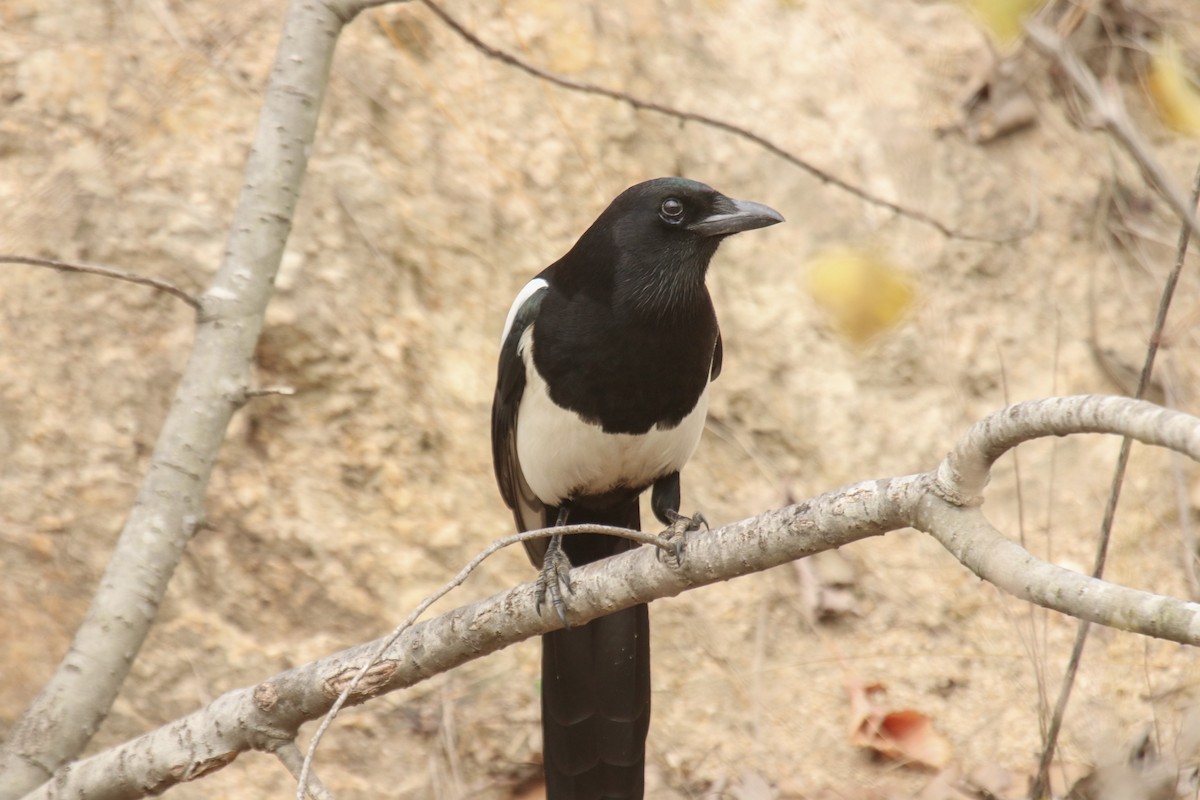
[0,0,347,796]
[19,395,1200,799]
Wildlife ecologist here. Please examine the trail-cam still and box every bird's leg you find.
[651,473,705,566]
[534,504,574,626]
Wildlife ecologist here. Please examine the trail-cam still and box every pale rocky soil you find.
[3,1,1200,798]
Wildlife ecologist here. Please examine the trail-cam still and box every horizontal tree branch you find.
[22,394,1200,800]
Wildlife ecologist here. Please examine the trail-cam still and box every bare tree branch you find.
[417,0,1032,245]
[1020,25,1200,795]
[936,395,1200,502]
[1032,161,1200,800]
[275,743,336,800]
[296,524,677,798]
[0,1,347,796]
[0,255,201,310]
[1024,23,1200,243]
[21,394,1200,800]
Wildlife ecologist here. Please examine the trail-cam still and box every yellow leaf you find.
[805,247,916,346]
[1147,37,1200,138]
[961,0,1043,47]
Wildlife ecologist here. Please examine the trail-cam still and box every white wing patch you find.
[515,328,709,506]
[500,277,549,346]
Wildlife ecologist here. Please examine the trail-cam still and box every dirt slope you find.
[3,0,1200,797]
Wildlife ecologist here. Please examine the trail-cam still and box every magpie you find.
[491,177,783,799]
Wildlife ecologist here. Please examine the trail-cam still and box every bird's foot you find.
[534,534,573,626]
[656,510,707,566]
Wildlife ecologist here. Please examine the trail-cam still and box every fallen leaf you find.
[847,681,953,770]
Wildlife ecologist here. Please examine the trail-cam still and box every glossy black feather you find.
[489,177,782,800]
[541,502,649,800]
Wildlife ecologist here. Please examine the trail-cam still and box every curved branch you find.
[418,0,1032,244]
[0,255,201,310]
[0,1,347,796]
[20,479,916,800]
[918,500,1200,642]
[21,392,1200,799]
[935,395,1200,503]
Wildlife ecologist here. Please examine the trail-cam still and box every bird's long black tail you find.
[541,499,650,800]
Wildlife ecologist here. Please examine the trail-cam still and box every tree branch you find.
[21,395,1200,800]
[936,394,1200,502]
[0,1,346,796]
[275,743,336,800]
[0,254,201,311]
[417,0,1032,244]
[295,523,679,798]
[1024,23,1200,243]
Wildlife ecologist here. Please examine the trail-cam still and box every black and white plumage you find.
[491,177,783,799]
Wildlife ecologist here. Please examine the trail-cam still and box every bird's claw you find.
[534,537,574,626]
[657,510,706,566]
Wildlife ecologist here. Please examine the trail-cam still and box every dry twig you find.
[295,523,672,799]
[418,0,1032,244]
[21,395,1200,800]
[1023,20,1200,796]
[0,1,346,796]
[1017,28,1200,786]
[274,742,337,800]
[0,254,201,310]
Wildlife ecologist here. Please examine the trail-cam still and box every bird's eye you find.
[660,198,684,222]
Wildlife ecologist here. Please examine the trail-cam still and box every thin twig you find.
[1025,23,1200,244]
[1030,162,1200,800]
[295,522,665,800]
[246,385,297,398]
[419,0,1032,244]
[0,2,344,794]
[0,254,201,310]
[275,742,337,800]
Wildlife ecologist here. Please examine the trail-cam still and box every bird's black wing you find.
[710,328,723,381]
[491,283,550,537]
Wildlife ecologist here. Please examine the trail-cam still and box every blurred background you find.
[2,0,1200,797]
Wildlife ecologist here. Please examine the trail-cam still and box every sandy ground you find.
[3,0,1200,797]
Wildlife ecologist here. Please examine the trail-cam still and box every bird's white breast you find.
[515,327,709,506]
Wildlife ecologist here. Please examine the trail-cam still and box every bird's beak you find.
[688,197,785,237]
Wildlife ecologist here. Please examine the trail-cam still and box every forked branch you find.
[19,395,1200,800]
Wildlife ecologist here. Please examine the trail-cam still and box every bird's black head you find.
[563,177,784,320]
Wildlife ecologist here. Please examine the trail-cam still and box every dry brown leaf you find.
[846,681,953,770]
